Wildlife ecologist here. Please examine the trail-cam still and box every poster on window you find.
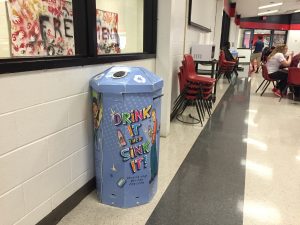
[7,0,75,57]
[273,34,285,46]
[96,9,120,54]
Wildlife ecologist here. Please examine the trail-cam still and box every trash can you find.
[90,66,163,208]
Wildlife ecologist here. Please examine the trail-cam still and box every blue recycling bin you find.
[90,66,163,208]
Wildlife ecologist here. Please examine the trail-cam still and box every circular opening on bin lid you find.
[112,71,127,79]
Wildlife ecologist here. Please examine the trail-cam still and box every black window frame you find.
[238,28,289,49]
[0,0,157,74]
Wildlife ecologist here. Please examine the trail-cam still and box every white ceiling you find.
[233,0,300,17]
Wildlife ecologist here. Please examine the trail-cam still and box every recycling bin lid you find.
[90,66,164,94]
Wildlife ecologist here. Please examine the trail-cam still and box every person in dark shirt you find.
[250,36,264,73]
[222,41,235,61]
[221,41,238,76]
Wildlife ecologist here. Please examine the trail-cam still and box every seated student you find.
[222,41,235,61]
[291,53,300,67]
[221,41,238,76]
[261,46,275,63]
[290,53,300,100]
[266,44,294,97]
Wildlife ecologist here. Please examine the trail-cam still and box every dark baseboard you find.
[37,177,96,225]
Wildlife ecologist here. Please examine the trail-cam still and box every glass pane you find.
[0,0,75,58]
[242,30,251,48]
[273,30,286,46]
[96,0,144,55]
[253,30,271,47]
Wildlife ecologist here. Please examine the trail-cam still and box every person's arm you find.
[281,52,294,67]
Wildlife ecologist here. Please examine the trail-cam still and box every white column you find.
[213,0,224,58]
[156,0,173,137]
[287,30,300,53]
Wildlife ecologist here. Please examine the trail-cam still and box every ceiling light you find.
[295,10,300,13]
[258,2,283,9]
[258,10,279,15]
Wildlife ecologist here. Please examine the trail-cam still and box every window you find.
[0,0,75,58]
[0,0,157,74]
[273,30,287,47]
[0,1,10,58]
[238,29,252,48]
[253,30,271,47]
[96,0,144,55]
[238,29,288,49]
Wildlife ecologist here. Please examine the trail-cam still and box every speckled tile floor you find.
[58,76,231,225]
[59,67,300,225]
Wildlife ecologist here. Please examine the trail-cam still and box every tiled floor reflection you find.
[58,78,231,225]
[58,68,300,225]
[243,72,300,225]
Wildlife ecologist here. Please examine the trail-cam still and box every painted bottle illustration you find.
[117,129,127,147]
[149,109,158,184]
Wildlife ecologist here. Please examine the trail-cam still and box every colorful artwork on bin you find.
[7,0,75,56]
[90,66,163,208]
[113,104,158,183]
[92,90,103,165]
[96,9,120,54]
[92,90,103,130]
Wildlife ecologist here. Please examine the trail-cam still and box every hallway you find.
[59,69,300,225]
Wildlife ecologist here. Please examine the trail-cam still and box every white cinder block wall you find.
[170,0,186,116]
[0,0,224,223]
[170,0,222,108]
[229,17,238,48]
[156,0,221,136]
[0,59,155,225]
[287,30,300,54]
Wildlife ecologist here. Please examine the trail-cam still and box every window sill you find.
[0,53,156,75]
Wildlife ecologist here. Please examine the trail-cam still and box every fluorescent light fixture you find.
[258,2,283,9]
[258,10,278,15]
[295,10,300,13]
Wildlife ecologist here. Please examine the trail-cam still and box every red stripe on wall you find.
[290,24,300,30]
[240,22,290,30]
[229,5,235,17]
[224,0,230,15]
[235,14,241,25]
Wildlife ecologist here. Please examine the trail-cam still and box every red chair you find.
[255,64,277,96]
[279,67,300,101]
[216,50,236,82]
[171,55,216,125]
[182,55,216,115]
